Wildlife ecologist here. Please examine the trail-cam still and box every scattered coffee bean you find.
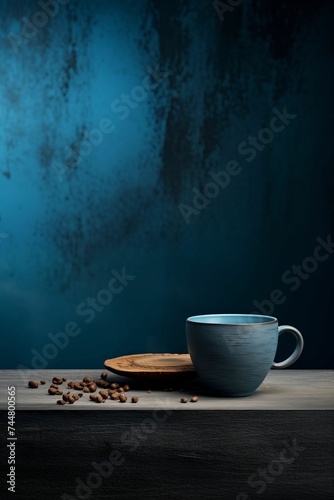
[52,377,63,385]
[89,383,97,393]
[40,380,46,385]
[28,380,39,389]
[74,384,83,391]
[78,393,83,398]
[90,395,103,403]
[119,394,127,403]
[110,383,119,389]
[95,379,109,388]
[131,396,139,403]
[118,387,124,393]
[62,378,67,382]
[99,390,108,399]
[110,393,120,400]
[68,396,76,404]
[48,387,58,395]
[180,397,187,403]
[62,394,69,402]
[190,396,199,403]
[83,377,92,384]
[67,381,75,388]
[108,389,117,396]
[56,390,63,395]
[83,387,90,393]
[123,384,130,392]
[101,372,108,380]
[50,384,59,389]
[57,400,66,405]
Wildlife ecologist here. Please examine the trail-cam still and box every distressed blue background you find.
[0,0,333,369]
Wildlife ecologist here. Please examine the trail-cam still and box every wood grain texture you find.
[104,353,195,378]
[0,370,333,410]
[0,411,333,499]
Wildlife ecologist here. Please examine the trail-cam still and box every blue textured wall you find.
[0,0,333,369]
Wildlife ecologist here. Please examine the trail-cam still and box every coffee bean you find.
[110,383,119,389]
[74,384,83,391]
[28,380,39,389]
[57,400,66,405]
[90,394,103,403]
[62,378,67,382]
[56,390,63,395]
[180,397,187,403]
[67,381,75,388]
[83,377,92,384]
[131,396,139,403]
[190,396,199,403]
[83,387,90,393]
[99,390,108,399]
[62,394,69,402]
[68,396,76,404]
[95,379,108,388]
[119,394,127,403]
[40,380,46,385]
[123,384,130,392]
[101,372,108,380]
[89,383,97,393]
[52,377,63,385]
[48,387,58,395]
[50,384,59,389]
[118,387,124,393]
[110,393,120,400]
[78,393,83,398]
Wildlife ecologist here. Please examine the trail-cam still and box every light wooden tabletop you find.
[0,369,333,410]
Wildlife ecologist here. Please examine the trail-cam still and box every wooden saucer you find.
[104,353,196,380]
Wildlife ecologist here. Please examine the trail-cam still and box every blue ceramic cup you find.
[186,314,304,397]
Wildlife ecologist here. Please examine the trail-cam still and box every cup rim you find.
[186,313,278,326]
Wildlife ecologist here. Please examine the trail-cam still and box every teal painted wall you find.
[0,0,333,369]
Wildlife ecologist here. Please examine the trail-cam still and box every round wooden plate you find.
[104,353,196,380]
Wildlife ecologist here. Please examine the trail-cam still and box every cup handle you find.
[272,325,304,369]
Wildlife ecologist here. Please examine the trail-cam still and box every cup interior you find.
[186,314,277,325]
